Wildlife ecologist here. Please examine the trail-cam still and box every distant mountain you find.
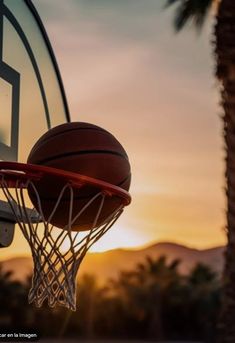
[1,256,33,282]
[0,242,225,283]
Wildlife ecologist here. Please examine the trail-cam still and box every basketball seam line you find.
[29,126,114,155]
[32,150,130,165]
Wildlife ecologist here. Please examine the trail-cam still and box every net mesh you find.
[0,175,124,311]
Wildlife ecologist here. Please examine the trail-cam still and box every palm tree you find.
[111,256,182,340]
[187,263,221,341]
[135,256,182,340]
[165,1,235,341]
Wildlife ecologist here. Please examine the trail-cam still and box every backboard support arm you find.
[0,199,15,247]
[0,199,42,247]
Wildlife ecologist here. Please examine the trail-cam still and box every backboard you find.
[0,0,70,162]
[0,0,70,246]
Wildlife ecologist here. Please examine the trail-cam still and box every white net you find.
[0,175,124,311]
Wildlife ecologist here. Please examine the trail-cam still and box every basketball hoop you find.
[0,161,131,311]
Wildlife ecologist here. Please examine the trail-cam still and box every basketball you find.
[27,122,131,231]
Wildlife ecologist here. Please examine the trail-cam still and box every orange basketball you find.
[27,122,131,231]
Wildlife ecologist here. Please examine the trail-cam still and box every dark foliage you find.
[165,0,214,31]
[0,257,221,342]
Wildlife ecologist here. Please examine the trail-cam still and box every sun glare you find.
[89,225,147,252]
[59,224,146,253]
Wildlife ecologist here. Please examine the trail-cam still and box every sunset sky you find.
[2,0,226,258]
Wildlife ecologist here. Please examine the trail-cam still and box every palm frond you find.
[165,0,182,6]
[165,0,214,32]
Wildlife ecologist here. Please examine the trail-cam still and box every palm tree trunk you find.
[216,1,235,341]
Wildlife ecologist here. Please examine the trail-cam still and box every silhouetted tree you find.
[187,263,221,342]
[165,1,235,340]
[0,257,221,341]
[109,255,182,340]
[0,264,32,327]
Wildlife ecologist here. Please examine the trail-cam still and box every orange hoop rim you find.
[0,161,131,206]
